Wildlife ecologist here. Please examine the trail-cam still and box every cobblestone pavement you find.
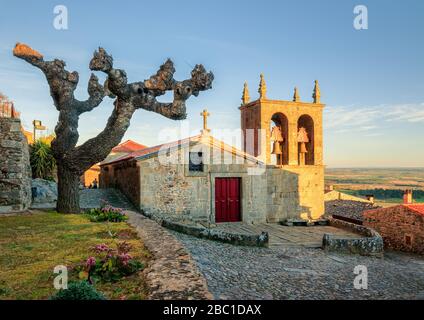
[171,231,424,300]
[84,189,424,300]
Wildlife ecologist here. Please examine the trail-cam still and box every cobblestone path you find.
[171,231,424,300]
[79,188,135,210]
[87,189,424,300]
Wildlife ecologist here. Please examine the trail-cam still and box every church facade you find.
[99,75,325,225]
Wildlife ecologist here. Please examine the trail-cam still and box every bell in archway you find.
[271,141,283,155]
[299,142,308,153]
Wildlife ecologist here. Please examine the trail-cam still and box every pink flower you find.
[118,253,132,266]
[94,243,110,253]
[86,256,96,268]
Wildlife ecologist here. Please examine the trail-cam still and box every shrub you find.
[79,242,143,283]
[85,205,128,222]
[30,140,56,180]
[49,281,106,300]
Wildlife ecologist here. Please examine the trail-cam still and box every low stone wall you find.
[126,211,213,299]
[322,217,384,256]
[142,210,269,247]
[324,190,371,203]
[0,118,31,213]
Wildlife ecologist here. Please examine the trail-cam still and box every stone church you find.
[100,75,324,225]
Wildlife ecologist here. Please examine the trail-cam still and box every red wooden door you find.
[215,178,241,222]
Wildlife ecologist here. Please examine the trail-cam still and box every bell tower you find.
[240,75,324,167]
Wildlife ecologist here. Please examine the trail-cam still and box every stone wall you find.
[324,217,384,256]
[0,118,31,213]
[364,206,424,255]
[99,159,140,207]
[324,190,371,203]
[139,154,202,221]
[266,165,324,222]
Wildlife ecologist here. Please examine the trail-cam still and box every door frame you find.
[212,176,242,223]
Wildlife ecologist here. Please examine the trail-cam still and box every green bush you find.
[49,281,106,300]
[30,140,56,180]
[85,205,128,222]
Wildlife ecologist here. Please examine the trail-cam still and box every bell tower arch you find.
[240,75,324,167]
[270,112,289,165]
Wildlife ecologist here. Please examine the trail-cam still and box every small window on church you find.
[189,152,204,172]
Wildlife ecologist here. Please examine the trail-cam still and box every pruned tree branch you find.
[14,43,80,111]
[76,74,105,113]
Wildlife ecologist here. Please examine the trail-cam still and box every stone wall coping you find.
[323,217,384,256]
[142,210,269,247]
[239,99,325,109]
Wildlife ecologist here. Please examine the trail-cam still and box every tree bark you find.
[56,163,81,213]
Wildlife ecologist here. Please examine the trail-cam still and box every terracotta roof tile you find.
[101,136,198,165]
[404,204,424,216]
[111,140,147,153]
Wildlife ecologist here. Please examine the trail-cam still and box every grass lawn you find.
[0,211,151,300]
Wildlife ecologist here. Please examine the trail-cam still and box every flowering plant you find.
[80,241,143,283]
[85,202,128,222]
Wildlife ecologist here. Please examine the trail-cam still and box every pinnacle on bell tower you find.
[312,80,320,104]
[293,87,300,102]
[241,82,250,105]
[258,73,267,99]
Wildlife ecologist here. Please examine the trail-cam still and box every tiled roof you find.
[364,203,424,218]
[100,134,261,166]
[112,140,147,153]
[404,204,424,216]
[101,136,199,165]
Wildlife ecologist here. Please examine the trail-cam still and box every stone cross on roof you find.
[200,109,210,134]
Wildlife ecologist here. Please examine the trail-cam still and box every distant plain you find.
[325,168,424,204]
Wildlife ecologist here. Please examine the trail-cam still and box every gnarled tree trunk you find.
[56,163,80,213]
[13,43,214,213]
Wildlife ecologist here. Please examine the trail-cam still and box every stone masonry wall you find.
[0,118,31,213]
[266,165,324,222]
[99,160,140,207]
[138,148,210,222]
[364,206,424,255]
[324,190,372,203]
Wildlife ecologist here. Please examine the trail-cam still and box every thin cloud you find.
[325,103,424,133]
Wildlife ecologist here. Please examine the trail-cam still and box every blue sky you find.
[0,0,423,167]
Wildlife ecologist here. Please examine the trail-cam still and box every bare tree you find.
[14,43,214,213]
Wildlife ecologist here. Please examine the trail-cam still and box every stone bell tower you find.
[239,75,325,221]
[240,75,324,167]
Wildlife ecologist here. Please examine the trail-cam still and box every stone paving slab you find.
[126,211,213,300]
[213,222,362,248]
